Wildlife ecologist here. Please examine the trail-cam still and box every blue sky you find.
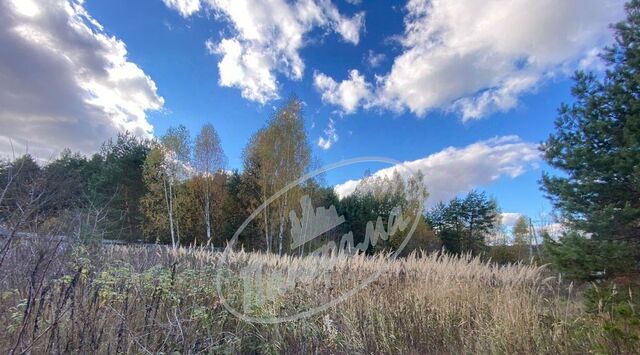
[0,0,627,226]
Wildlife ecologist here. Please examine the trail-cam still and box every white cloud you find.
[499,212,568,239]
[318,0,624,118]
[0,0,164,159]
[314,69,371,113]
[366,50,386,68]
[166,0,364,103]
[334,136,540,208]
[452,74,540,120]
[333,11,364,44]
[540,222,566,238]
[579,48,607,71]
[209,38,279,103]
[317,118,338,150]
[492,212,566,244]
[500,213,522,228]
[163,0,201,17]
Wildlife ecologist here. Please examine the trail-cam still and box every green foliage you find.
[583,282,640,353]
[541,1,640,244]
[425,190,499,255]
[42,149,94,212]
[337,191,379,254]
[140,146,171,243]
[543,232,634,280]
[0,96,442,256]
[334,171,430,255]
[91,133,150,241]
[174,177,206,245]
[221,170,262,249]
[0,134,150,241]
[2,105,436,256]
[0,154,43,224]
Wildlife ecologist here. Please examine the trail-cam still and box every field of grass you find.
[0,239,638,354]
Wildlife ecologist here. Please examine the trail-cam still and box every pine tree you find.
[541,1,640,244]
[425,190,498,255]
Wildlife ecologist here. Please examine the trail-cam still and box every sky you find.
[0,0,628,227]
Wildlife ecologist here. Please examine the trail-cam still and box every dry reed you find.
[0,240,633,354]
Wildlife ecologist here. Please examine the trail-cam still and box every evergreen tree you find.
[541,1,640,244]
[91,133,149,241]
[425,190,498,255]
[544,232,633,280]
[141,146,171,243]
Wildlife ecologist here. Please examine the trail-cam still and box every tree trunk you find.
[206,176,212,246]
[164,178,175,248]
[263,189,270,253]
[278,209,284,256]
[174,184,180,246]
[205,193,211,246]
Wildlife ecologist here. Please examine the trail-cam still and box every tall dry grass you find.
[0,239,634,354]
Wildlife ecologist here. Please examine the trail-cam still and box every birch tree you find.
[194,123,226,246]
[262,98,310,254]
[242,98,311,254]
[159,125,191,247]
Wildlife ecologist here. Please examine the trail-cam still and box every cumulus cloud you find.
[166,0,365,103]
[0,0,164,159]
[317,118,338,150]
[163,0,201,17]
[334,136,540,208]
[208,38,279,103]
[318,0,624,119]
[314,69,371,113]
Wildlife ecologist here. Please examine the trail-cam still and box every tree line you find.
[0,98,514,257]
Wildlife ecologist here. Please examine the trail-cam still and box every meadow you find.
[1,239,637,354]
[2,1,640,354]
